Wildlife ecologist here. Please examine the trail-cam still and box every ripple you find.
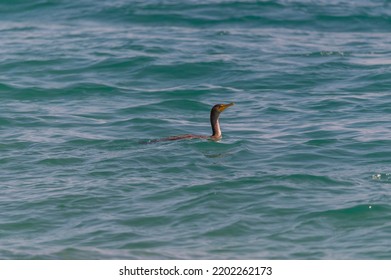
[2,0,391,260]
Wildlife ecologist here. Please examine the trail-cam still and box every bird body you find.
[148,103,234,143]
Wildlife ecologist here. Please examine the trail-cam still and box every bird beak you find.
[220,102,234,111]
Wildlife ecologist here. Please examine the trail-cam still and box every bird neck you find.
[210,111,222,139]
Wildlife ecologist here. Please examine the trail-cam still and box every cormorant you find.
[150,102,234,142]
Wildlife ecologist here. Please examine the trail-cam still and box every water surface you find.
[1,0,391,259]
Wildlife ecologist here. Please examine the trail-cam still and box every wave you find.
[2,1,389,31]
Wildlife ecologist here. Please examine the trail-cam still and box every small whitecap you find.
[372,173,391,182]
[372,174,382,180]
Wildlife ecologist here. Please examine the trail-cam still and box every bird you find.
[148,102,234,143]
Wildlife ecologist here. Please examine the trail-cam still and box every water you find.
[1,0,391,259]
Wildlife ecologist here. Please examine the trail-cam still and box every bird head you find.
[212,102,234,113]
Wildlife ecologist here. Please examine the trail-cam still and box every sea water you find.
[1,0,391,259]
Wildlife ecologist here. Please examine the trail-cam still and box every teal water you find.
[2,0,391,259]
